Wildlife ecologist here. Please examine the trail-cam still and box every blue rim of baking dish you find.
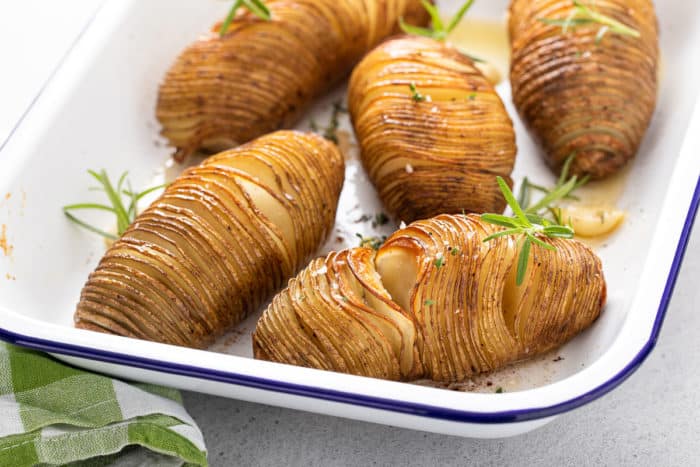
[0,1,699,425]
[0,173,697,424]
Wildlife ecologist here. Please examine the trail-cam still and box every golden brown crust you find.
[74,131,345,348]
[348,36,517,222]
[509,0,659,178]
[253,214,606,382]
[156,0,430,161]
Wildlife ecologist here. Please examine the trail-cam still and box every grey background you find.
[184,227,700,466]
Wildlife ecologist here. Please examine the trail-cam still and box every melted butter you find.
[575,165,631,205]
[561,166,632,241]
[446,18,510,85]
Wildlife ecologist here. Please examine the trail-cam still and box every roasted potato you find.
[253,214,606,382]
[348,36,517,222]
[157,0,429,161]
[74,131,344,348]
[509,0,659,178]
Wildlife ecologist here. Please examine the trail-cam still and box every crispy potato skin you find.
[253,214,606,382]
[509,0,659,178]
[156,0,429,161]
[74,131,344,348]
[348,36,517,222]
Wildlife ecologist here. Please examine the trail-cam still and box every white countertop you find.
[3,2,697,465]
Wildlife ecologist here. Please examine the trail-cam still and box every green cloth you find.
[0,342,207,466]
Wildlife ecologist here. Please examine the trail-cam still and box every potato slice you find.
[348,36,517,222]
[75,131,344,348]
[509,0,659,178]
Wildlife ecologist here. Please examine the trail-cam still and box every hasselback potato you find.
[254,214,606,382]
[74,131,344,348]
[509,0,659,178]
[157,0,429,161]
[348,36,517,222]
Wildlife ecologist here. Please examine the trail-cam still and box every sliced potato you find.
[348,36,517,222]
[509,0,659,178]
[254,248,423,380]
[254,214,606,382]
[74,131,345,348]
[157,0,429,161]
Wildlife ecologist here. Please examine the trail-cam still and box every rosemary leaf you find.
[480,213,521,229]
[516,237,531,286]
[538,0,640,43]
[400,0,475,42]
[220,0,271,37]
[497,177,529,226]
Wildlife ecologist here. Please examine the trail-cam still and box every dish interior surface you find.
[0,0,699,404]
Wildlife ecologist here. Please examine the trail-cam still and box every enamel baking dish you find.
[0,0,699,438]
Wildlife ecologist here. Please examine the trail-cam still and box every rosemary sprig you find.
[481,176,577,286]
[538,0,640,44]
[220,0,271,37]
[63,170,167,240]
[399,0,474,41]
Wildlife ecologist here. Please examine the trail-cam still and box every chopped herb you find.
[409,82,426,102]
[63,170,168,240]
[341,296,349,303]
[400,0,475,41]
[468,93,477,101]
[450,247,460,256]
[495,387,504,393]
[424,299,435,306]
[310,101,347,144]
[434,256,445,268]
[356,233,386,250]
[538,0,640,44]
[220,0,271,37]
[372,212,389,227]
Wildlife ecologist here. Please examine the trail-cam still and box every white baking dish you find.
[0,0,699,438]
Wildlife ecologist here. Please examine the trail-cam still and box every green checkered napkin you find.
[0,342,207,466]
